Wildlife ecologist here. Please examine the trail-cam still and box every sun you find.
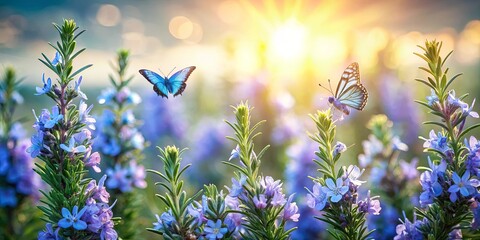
[268,19,308,61]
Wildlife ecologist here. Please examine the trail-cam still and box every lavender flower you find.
[74,76,87,100]
[253,194,267,209]
[283,194,300,222]
[394,212,424,240]
[38,223,61,240]
[333,141,347,157]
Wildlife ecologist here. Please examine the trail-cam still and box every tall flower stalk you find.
[223,102,299,240]
[395,40,480,239]
[306,109,380,240]
[32,19,117,239]
[0,67,43,238]
[95,49,146,239]
[359,115,419,239]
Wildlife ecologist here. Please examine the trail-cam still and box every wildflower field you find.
[0,1,480,239]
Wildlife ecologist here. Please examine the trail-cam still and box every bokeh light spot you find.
[169,16,194,40]
[217,0,242,24]
[96,4,121,27]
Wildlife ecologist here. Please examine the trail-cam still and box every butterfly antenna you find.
[328,79,334,95]
[318,79,334,95]
[166,67,176,77]
[158,69,166,77]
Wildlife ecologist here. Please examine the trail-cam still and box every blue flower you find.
[394,212,425,240]
[27,131,44,158]
[79,101,96,130]
[324,178,348,203]
[426,89,439,106]
[74,76,88,100]
[0,187,17,207]
[51,51,62,66]
[228,174,246,197]
[0,145,9,175]
[35,74,52,96]
[419,170,442,206]
[38,223,61,240]
[306,182,329,211]
[58,205,88,230]
[60,137,87,153]
[448,171,479,202]
[204,219,228,240]
[465,136,480,177]
[44,106,63,129]
[422,130,450,153]
[229,145,240,161]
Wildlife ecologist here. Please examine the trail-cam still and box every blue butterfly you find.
[139,66,196,98]
[320,62,368,115]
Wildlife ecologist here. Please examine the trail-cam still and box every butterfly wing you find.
[167,66,196,97]
[335,62,368,110]
[139,69,169,98]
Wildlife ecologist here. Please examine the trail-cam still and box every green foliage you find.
[309,109,373,240]
[414,40,480,239]
[224,102,295,240]
[0,67,43,239]
[147,146,202,239]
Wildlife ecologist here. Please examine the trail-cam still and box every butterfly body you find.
[325,62,368,115]
[139,66,196,98]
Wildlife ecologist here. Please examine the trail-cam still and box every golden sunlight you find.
[267,19,307,61]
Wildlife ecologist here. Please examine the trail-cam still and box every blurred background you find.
[0,0,479,238]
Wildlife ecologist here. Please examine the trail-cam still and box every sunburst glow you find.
[268,19,307,61]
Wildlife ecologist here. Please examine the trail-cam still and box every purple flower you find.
[260,176,283,198]
[152,214,164,231]
[333,141,347,157]
[448,171,479,202]
[35,106,63,129]
[74,128,92,143]
[471,201,480,230]
[35,74,52,96]
[324,178,348,203]
[27,131,44,158]
[60,137,87,153]
[79,101,96,130]
[399,158,419,180]
[86,175,110,203]
[204,219,228,240]
[253,194,267,209]
[283,194,300,222]
[106,164,129,191]
[271,191,287,207]
[394,213,425,240]
[188,202,206,225]
[75,76,88,100]
[84,150,101,173]
[306,182,329,211]
[448,90,479,118]
[359,191,381,215]
[58,205,88,230]
[38,223,61,240]
[343,165,366,186]
[392,136,409,151]
[228,175,246,197]
[465,136,480,177]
